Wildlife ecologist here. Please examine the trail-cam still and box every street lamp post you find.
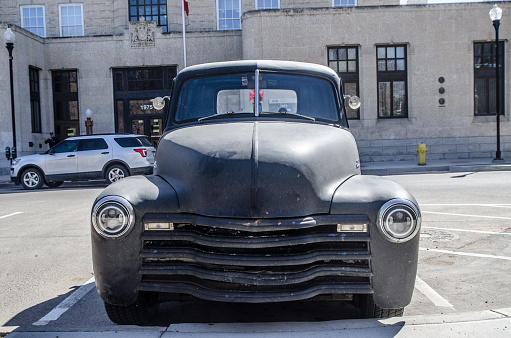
[490,4,504,162]
[4,27,16,163]
[85,109,94,135]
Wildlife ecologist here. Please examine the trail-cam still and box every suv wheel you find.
[20,168,45,190]
[106,164,129,184]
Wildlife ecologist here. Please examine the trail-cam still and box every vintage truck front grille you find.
[138,214,373,302]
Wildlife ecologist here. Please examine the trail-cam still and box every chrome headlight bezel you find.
[377,199,421,243]
[92,196,135,239]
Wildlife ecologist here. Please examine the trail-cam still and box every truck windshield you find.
[174,72,340,123]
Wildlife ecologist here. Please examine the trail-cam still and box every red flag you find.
[184,0,189,16]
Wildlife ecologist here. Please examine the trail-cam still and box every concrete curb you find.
[163,309,511,337]
[3,308,511,337]
[361,162,511,176]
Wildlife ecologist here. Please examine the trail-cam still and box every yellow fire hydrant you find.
[416,142,428,166]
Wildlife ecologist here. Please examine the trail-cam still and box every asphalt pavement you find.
[2,157,511,337]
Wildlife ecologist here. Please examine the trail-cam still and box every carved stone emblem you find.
[129,17,155,48]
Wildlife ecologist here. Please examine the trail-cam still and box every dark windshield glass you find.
[174,72,340,123]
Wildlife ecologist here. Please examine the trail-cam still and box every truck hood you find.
[155,122,360,218]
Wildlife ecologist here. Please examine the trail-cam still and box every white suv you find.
[10,134,156,190]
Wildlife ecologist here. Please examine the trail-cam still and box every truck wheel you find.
[46,181,64,188]
[104,292,159,325]
[20,168,45,190]
[362,295,404,318]
[106,164,129,184]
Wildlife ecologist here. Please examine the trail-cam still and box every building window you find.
[59,4,84,37]
[29,67,42,133]
[377,45,408,118]
[257,0,279,10]
[20,6,46,37]
[474,41,505,116]
[129,0,168,33]
[113,66,177,146]
[328,46,360,119]
[333,0,357,7]
[218,0,241,30]
[52,70,80,140]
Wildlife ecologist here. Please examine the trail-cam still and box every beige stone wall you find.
[1,1,511,171]
[0,24,49,171]
[241,3,511,161]
[41,28,242,135]
[0,22,241,174]
[11,0,115,37]
[359,0,400,6]
[2,1,404,38]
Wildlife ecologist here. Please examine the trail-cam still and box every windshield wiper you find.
[198,111,252,123]
[260,111,315,122]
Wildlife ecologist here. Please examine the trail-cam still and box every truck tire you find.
[104,292,159,325]
[362,295,404,318]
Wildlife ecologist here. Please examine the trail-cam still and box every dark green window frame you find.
[474,41,505,116]
[328,46,360,119]
[29,66,42,133]
[129,0,168,33]
[377,45,408,119]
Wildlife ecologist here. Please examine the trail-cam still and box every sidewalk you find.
[4,307,511,337]
[1,158,510,188]
[360,158,511,175]
[0,159,511,187]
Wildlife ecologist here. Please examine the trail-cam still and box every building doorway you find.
[113,66,177,146]
[52,70,80,143]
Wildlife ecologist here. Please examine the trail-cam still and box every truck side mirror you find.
[151,96,171,110]
[344,95,361,110]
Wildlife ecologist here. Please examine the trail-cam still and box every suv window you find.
[52,140,79,153]
[137,136,152,147]
[78,138,109,151]
[115,137,143,148]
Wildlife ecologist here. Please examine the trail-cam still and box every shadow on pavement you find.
[0,181,107,194]
[154,298,365,325]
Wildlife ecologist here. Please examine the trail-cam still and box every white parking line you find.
[415,276,454,309]
[421,211,511,220]
[420,248,511,261]
[423,226,511,236]
[421,204,511,207]
[33,277,95,326]
[0,212,23,220]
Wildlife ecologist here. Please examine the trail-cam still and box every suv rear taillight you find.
[134,148,147,157]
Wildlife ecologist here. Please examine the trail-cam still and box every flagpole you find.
[182,0,187,68]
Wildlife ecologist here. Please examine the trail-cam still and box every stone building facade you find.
[0,0,510,174]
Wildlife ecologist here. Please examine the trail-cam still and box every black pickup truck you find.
[91,60,421,325]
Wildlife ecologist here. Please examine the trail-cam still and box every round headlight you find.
[378,199,421,243]
[92,196,135,238]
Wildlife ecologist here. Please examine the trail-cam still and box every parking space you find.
[391,172,511,317]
